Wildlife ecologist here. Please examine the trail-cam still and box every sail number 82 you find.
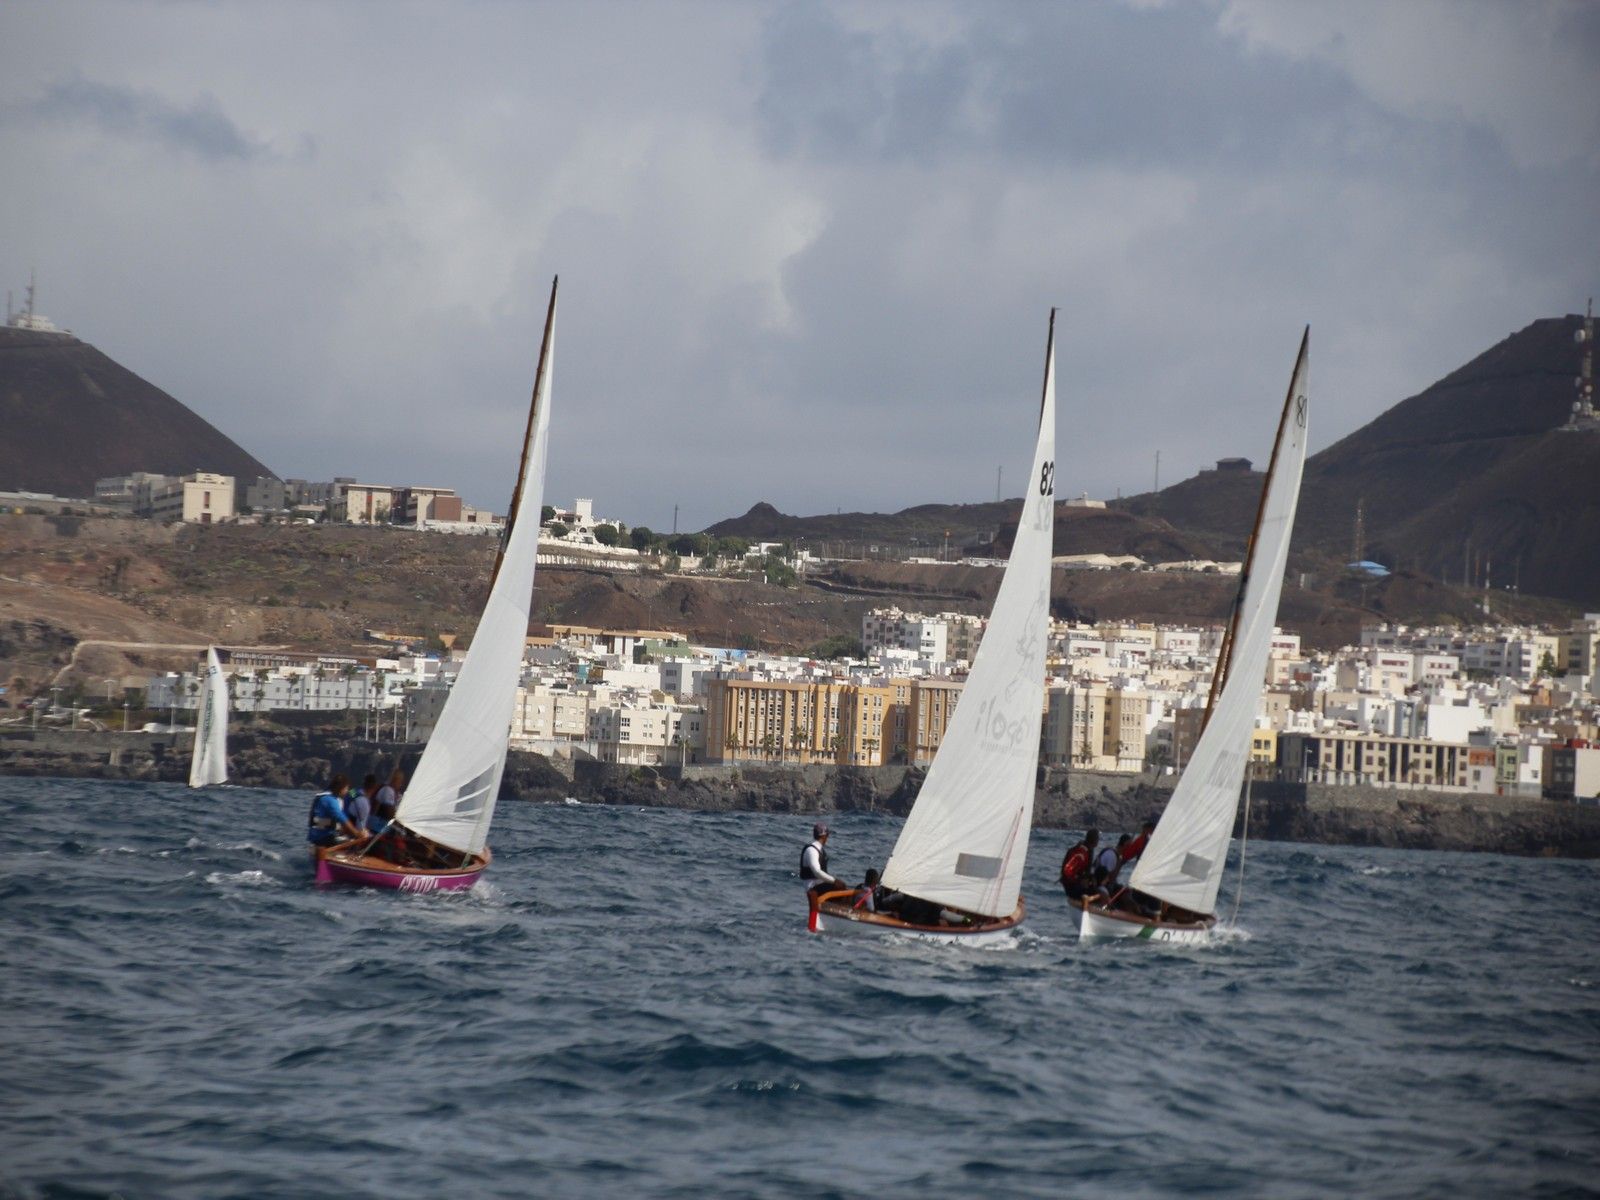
[1038,461,1055,496]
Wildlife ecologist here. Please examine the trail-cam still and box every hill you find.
[1121,314,1600,603]
[709,313,1600,606]
[0,327,273,496]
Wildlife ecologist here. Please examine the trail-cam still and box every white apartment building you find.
[586,702,706,765]
[513,684,592,745]
[862,608,948,662]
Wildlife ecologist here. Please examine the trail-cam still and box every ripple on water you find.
[2,778,1597,1200]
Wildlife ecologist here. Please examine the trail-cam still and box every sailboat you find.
[314,278,559,893]
[1077,328,1310,943]
[809,310,1058,943]
[188,646,229,788]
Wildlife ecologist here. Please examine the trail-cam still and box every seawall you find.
[3,726,1597,858]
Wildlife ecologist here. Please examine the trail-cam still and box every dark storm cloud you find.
[24,77,275,162]
[0,1,1595,530]
[756,3,1360,170]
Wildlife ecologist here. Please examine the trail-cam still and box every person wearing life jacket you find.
[307,773,362,849]
[1059,828,1099,900]
[1094,834,1131,890]
[345,774,377,835]
[800,822,843,896]
[1120,820,1155,866]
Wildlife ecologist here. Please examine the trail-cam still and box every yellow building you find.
[1043,683,1109,768]
[1103,687,1148,771]
[907,679,965,764]
[705,679,897,766]
[1249,728,1277,774]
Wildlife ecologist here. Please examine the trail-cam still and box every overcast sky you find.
[3,1,1596,528]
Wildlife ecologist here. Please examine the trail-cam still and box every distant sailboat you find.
[1077,329,1310,943]
[314,278,558,892]
[188,646,229,788]
[809,310,1058,943]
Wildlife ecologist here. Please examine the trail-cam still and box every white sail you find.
[1128,331,1310,915]
[188,646,229,788]
[395,283,556,856]
[881,314,1058,918]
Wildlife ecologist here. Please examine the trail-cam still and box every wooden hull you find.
[1075,897,1217,943]
[312,842,490,893]
[809,889,1025,945]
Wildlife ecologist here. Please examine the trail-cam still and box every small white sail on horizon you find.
[1127,330,1311,917]
[880,312,1058,919]
[188,646,229,788]
[392,286,557,857]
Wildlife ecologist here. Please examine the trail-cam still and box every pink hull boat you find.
[312,845,490,894]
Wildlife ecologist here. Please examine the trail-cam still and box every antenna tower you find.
[1561,298,1598,431]
[1352,497,1366,564]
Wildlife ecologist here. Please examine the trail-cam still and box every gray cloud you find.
[25,76,275,162]
[0,1,1594,533]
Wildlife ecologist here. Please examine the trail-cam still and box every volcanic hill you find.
[0,326,272,497]
[711,313,1600,606]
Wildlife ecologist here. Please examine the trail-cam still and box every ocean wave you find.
[5,778,1597,1199]
[203,869,274,887]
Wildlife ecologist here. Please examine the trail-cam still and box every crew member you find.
[307,774,362,848]
[852,867,883,913]
[1095,834,1131,890]
[800,822,843,896]
[346,774,378,833]
[1059,828,1099,900]
[1121,820,1155,865]
[371,769,404,832]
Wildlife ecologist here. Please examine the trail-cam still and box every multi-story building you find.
[513,684,592,744]
[331,482,400,524]
[147,473,235,524]
[907,678,965,764]
[1043,682,1108,768]
[1278,731,1472,789]
[1103,686,1148,771]
[704,678,897,766]
[1543,743,1600,801]
[862,608,948,662]
[1561,615,1600,678]
[94,471,172,507]
[587,702,706,765]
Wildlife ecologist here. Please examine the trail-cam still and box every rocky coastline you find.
[3,719,1598,859]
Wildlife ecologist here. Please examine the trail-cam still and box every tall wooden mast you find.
[489,276,558,591]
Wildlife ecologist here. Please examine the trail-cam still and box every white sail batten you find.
[881,318,1057,918]
[396,289,556,856]
[188,646,229,788]
[1128,333,1310,915]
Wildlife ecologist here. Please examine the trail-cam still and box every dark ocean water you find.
[2,776,1597,1199]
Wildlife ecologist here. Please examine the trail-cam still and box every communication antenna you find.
[1578,298,1595,419]
[24,269,36,323]
[995,465,1003,502]
[672,503,678,535]
[1153,449,1161,495]
[1352,496,1366,564]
